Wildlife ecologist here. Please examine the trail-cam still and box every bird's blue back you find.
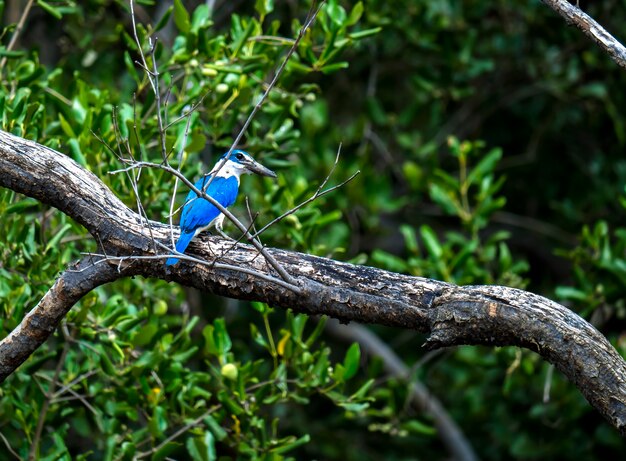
[180,175,239,233]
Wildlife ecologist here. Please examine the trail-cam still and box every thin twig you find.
[130,0,155,94]
[135,405,222,459]
[0,0,35,72]
[29,327,72,460]
[251,147,360,239]
[199,1,324,193]
[0,431,20,461]
[51,370,99,399]
[75,246,301,293]
[130,0,168,163]
[163,91,210,131]
[168,109,194,248]
[38,373,100,418]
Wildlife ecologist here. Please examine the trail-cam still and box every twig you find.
[168,109,193,247]
[0,431,20,461]
[130,0,168,162]
[135,405,222,459]
[251,147,360,239]
[0,0,35,72]
[38,372,100,418]
[199,1,324,192]
[76,246,301,293]
[51,369,99,400]
[543,364,554,403]
[541,0,626,69]
[29,327,72,460]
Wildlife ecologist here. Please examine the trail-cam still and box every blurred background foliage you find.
[0,0,626,459]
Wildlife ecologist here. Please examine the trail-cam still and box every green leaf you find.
[429,183,461,216]
[555,286,589,301]
[37,0,62,19]
[202,318,232,362]
[5,198,39,214]
[342,342,360,380]
[371,249,408,273]
[0,48,25,57]
[173,0,191,33]
[270,434,311,454]
[346,2,364,26]
[67,138,86,166]
[153,442,181,461]
[466,148,502,186]
[326,0,347,26]
[348,27,382,40]
[338,401,369,412]
[351,378,375,400]
[191,4,211,33]
[400,225,419,254]
[45,223,72,252]
[132,323,158,347]
[420,225,443,259]
[403,419,437,436]
[149,406,168,437]
[155,5,173,31]
[203,414,227,441]
[58,113,76,138]
[255,0,275,17]
[319,62,349,74]
[186,431,216,461]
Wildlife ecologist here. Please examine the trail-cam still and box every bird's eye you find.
[236,153,244,161]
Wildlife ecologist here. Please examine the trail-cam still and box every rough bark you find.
[1,130,626,435]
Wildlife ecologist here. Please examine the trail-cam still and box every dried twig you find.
[251,146,360,239]
[0,431,20,461]
[0,0,35,72]
[199,1,324,191]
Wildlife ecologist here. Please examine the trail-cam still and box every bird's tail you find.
[165,230,195,266]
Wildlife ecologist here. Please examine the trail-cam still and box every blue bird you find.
[166,150,277,266]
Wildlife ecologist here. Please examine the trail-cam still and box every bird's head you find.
[212,149,278,179]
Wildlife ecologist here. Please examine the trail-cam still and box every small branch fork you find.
[113,1,332,290]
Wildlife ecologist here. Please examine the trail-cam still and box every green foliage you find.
[1,0,626,459]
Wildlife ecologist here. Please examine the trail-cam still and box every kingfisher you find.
[165,150,277,266]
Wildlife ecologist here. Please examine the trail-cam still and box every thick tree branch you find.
[1,130,626,435]
[541,0,626,69]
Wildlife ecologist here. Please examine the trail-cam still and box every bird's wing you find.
[179,175,239,233]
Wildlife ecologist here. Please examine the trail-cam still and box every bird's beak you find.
[247,159,278,179]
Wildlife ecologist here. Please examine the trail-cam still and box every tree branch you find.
[1,130,626,435]
[0,257,126,381]
[541,0,626,69]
